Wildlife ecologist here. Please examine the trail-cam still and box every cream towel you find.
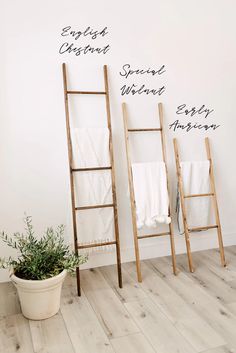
[131,162,171,229]
[71,128,110,168]
[71,128,114,251]
[177,161,211,232]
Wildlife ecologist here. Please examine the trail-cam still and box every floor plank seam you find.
[59,309,77,353]
[80,269,141,340]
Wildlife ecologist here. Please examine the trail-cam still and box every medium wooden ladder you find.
[62,63,122,295]
[122,102,177,282]
[173,137,226,272]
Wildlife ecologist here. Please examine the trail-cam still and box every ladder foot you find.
[137,275,142,283]
[220,253,227,267]
[173,268,179,276]
[118,275,123,288]
[77,282,81,296]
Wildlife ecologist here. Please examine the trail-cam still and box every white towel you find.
[71,128,114,251]
[177,161,211,232]
[131,162,171,229]
[71,128,110,168]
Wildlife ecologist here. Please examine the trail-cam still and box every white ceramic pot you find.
[11,270,67,320]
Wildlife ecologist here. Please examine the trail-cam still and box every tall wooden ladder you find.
[122,102,177,282]
[173,137,226,272]
[62,63,122,295]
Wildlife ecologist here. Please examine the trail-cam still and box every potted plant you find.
[0,216,87,320]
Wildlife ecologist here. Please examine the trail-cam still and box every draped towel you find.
[71,128,114,251]
[176,161,211,233]
[131,161,171,229]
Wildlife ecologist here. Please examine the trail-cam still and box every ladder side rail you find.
[173,138,194,272]
[158,103,177,275]
[62,63,81,296]
[205,137,226,267]
[103,65,122,288]
[122,102,142,282]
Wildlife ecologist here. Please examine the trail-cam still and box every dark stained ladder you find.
[62,63,122,296]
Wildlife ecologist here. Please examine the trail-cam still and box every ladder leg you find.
[62,63,82,295]
[184,228,194,272]
[134,235,142,282]
[179,188,194,272]
[116,247,123,288]
[169,222,178,275]
[114,205,123,288]
[104,65,123,288]
[128,200,142,281]
[122,102,142,282]
[72,176,81,295]
[173,138,194,273]
[76,267,81,296]
[205,138,226,267]
[130,198,142,282]
[159,103,177,275]
[129,201,142,282]
[216,224,226,267]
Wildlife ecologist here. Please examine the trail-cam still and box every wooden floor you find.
[1,246,236,353]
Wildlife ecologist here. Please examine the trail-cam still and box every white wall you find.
[1,0,236,281]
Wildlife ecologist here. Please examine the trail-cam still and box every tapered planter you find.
[11,270,67,320]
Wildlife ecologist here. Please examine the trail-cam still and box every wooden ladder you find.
[173,137,226,272]
[122,102,177,282]
[62,63,122,295]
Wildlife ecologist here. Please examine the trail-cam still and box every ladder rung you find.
[67,90,106,95]
[75,203,114,211]
[78,240,116,249]
[184,193,214,199]
[72,167,112,172]
[188,225,218,232]
[128,128,162,132]
[137,231,170,240]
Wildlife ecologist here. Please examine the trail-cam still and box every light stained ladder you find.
[122,102,177,282]
[173,137,226,273]
[62,63,122,295]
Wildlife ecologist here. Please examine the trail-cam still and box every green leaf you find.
[0,215,88,280]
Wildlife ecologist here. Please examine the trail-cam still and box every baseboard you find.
[80,230,236,270]
[0,231,235,282]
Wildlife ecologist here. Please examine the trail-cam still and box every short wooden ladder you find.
[173,137,226,272]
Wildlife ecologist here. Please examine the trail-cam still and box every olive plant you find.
[0,216,87,280]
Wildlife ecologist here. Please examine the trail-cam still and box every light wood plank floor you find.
[1,246,236,353]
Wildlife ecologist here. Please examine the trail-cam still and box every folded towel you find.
[131,162,171,229]
[71,128,114,251]
[177,161,211,232]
